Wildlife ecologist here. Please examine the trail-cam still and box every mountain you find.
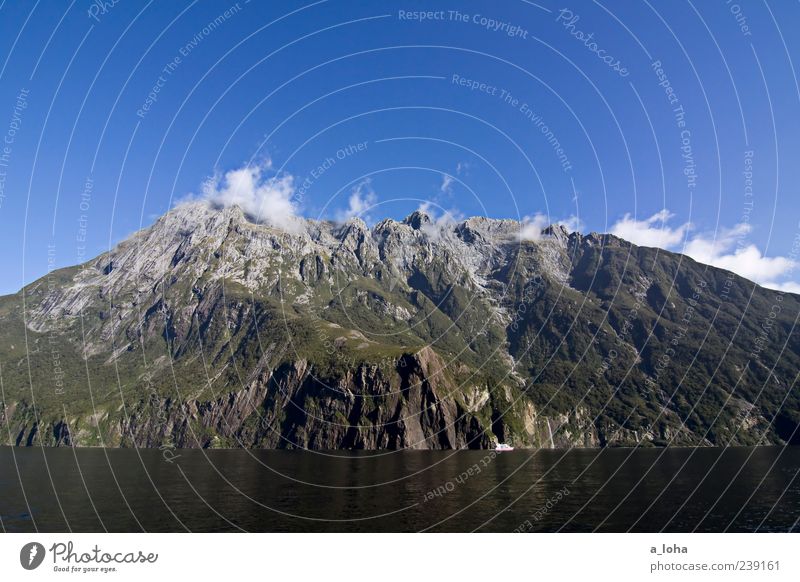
[1,201,798,449]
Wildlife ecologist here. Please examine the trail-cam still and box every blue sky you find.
[1,0,799,294]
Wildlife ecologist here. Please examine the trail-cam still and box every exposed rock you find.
[2,201,798,450]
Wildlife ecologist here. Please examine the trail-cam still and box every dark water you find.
[1,446,798,532]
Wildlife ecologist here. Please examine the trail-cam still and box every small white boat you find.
[495,443,514,451]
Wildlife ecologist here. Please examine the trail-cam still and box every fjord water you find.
[1,447,798,532]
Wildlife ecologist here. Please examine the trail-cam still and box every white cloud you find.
[418,202,461,241]
[440,163,467,196]
[610,209,691,248]
[336,180,377,223]
[765,280,800,293]
[682,224,796,287]
[609,209,799,291]
[202,161,302,232]
[440,173,454,194]
[518,213,550,241]
[517,213,585,240]
[557,214,585,233]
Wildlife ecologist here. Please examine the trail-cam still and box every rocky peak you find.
[403,210,431,230]
[337,217,369,237]
[542,224,570,246]
[335,217,378,268]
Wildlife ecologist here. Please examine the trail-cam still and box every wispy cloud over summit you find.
[336,179,377,224]
[201,160,302,232]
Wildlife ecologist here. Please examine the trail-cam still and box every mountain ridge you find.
[1,201,798,450]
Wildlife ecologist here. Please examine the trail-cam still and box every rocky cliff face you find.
[1,202,798,449]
